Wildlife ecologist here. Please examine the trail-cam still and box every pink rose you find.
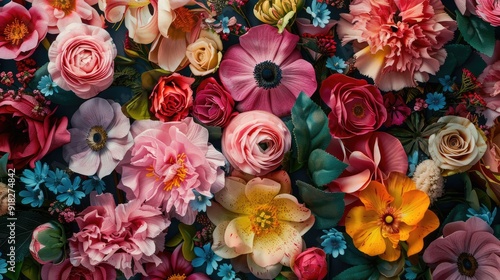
[48,23,117,99]
[476,0,500,26]
[0,2,48,61]
[192,77,237,127]
[30,222,65,265]
[222,110,292,176]
[320,74,387,139]
[42,259,116,280]
[291,248,328,280]
[478,117,500,204]
[0,92,70,169]
[479,60,500,97]
[149,73,195,122]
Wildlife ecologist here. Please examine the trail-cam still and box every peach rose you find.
[222,110,291,176]
[186,30,223,76]
[48,23,117,99]
[149,73,195,122]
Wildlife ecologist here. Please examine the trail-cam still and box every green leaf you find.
[4,261,22,280]
[442,203,469,227]
[37,246,62,262]
[308,149,347,186]
[21,257,41,280]
[296,180,344,229]
[446,44,472,67]
[178,223,197,261]
[141,69,170,91]
[0,153,8,178]
[122,91,152,120]
[456,12,495,56]
[165,232,184,248]
[333,264,377,280]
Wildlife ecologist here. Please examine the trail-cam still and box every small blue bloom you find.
[326,56,347,73]
[192,243,222,275]
[467,204,497,225]
[189,190,213,212]
[19,186,44,207]
[425,92,446,111]
[218,15,230,34]
[407,150,419,177]
[20,161,49,188]
[438,75,455,92]
[404,260,418,280]
[320,228,347,258]
[0,252,8,278]
[217,263,237,280]
[306,0,331,28]
[45,168,69,194]
[56,177,86,206]
[37,75,59,96]
[82,176,106,194]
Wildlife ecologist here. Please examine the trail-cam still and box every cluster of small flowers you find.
[414,98,428,111]
[459,68,482,94]
[194,224,216,247]
[49,201,77,223]
[317,0,345,8]
[227,0,248,8]
[302,33,337,57]
[220,23,247,40]
[462,92,487,108]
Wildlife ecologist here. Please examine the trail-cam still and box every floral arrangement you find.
[1,0,500,278]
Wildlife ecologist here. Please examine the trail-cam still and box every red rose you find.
[192,77,237,127]
[320,73,387,139]
[0,93,70,169]
[149,73,195,122]
[292,248,328,280]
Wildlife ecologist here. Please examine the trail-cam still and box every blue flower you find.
[19,186,44,207]
[189,190,213,212]
[320,228,347,258]
[56,177,86,206]
[404,260,418,280]
[192,243,222,275]
[37,75,59,96]
[82,176,106,194]
[438,75,455,92]
[425,92,446,111]
[466,204,497,225]
[306,0,331,28]
[407,150,419,177]
[217,263,237,280]
[45,168,69,194]
[20,161,49,188]
[0,252,8,278]
[326,56,347,73]
[218,15,230,34]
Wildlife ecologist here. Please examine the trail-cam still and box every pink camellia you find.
[320,73,387,139]
[337,0,456,91]
[222,110,292,176]
[42,259,116,280]
[192,77,237,127]
[149,73,195,122]
[219,24,317,117]
[291,248,328,280]
[476,0,500,26]
[69,193,170,279]
[48,23,117,99]
[117,118,225,225]
[0,2,48,61]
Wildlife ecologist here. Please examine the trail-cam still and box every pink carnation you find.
[117,118,225,225]
[337,0,456,91]
[476,0,500,27]
[69,193,170,279]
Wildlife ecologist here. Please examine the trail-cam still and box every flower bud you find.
[30,221,66,264]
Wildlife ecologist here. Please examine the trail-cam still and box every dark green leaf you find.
[141,69,170,91]
[122,91,152,120]
[37,246,62,262]
[421,122,446,137]
[0,153,8,178]
[21,257,41,280]
[442,203,469,228]
[446,44,472,67]
[164,232,184,248]
[333,264,377,280]
[308,149,347,186]
[456,12,495,56]
[4,261,22,280]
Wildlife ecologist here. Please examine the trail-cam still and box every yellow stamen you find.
[4,18,29,46]
[146,154,189,191]
[384,215,394,224]
[250,204,279,235]
[167,274,186,280]
[49,0,76,15]
[127,0,150,8]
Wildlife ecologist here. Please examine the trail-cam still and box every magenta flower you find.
[218,24,317,117]
[42,259,116,280]
[383,92,411,126]
[423,217,500,279]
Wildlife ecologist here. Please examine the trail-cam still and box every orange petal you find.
[345,206,386,256]
[272,194,312,222]
[379,237,401,262]
[385,172,416,208]
[399,190,430,226]
[245,178,281,204]
[406,210,440,257]
[224,217,255,255]
[359,180,393,213]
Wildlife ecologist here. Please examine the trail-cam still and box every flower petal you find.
[245,178,281,204]
[385,172,416,208]
[272,194,312,222]
[246,255,282,280]
[251,232,285,268]
[345,206,386,256]
[406,210,439,256]
[399,190,430,226]
[359,181,393,213]
[214,177,251,214]
[224,217,255,255]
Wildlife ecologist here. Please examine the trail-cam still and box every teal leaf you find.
[442,203,469,229]
[0,153,8,178]
[456,12,495,56]
[333,264,377,280]
[296,180,344,229]
[446,44,472,67]
[308,149,347,186]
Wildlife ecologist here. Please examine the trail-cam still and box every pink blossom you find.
[291,248,328,280]
[192,77,237,127]
[337,0,457,91]
[219,24,317,117]
[0,2,48,61]
[479,60,500,97]
[117,118,225,225]
[476,0,500,26]
[42,259,116,280]
[69,193,170,279]
[383,92,411,126]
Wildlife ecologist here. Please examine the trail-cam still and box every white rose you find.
[186,30,223,76]
[428,116,487,176]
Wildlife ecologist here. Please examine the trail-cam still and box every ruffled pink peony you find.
[69,193,170,279]
[337,0,456,91]
[117,118,225,225]
[42,259,116,280]
[0,2,48,61]
[476,0,500,26]
[219,24,317,117]
[423,217,500,279]
[192,77,237,127]
[48,23,117,99]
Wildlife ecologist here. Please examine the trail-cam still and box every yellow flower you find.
[345,172,440,261]
[207,177,315,279]
[253,0,303,33]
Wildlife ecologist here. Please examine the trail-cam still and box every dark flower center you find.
[254,60,282,89]
[457,252,478,277]
[86,126,108,152]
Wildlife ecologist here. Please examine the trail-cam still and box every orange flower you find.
[345,172,439,261]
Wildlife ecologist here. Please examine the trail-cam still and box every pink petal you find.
[224,217,255,255]
[69,148,100,176]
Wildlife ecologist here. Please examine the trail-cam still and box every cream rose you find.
[428,116,487,176]
[185,30,223,76]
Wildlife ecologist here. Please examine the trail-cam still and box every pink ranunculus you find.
[0,2,48,61]
[320,73,387,139]
[221,110,292,176]
[192,77,237,127]
[149,73,195,122]
[383,92,411,126]
[479,60,500,97]
[291,248,328,280]
[42,259,116,280]
[117,118,225,225]
[0,93,70,170]
[48,23,117,99]
[476,0,500,26]
[337,0,457,91]
[68,193,170,279]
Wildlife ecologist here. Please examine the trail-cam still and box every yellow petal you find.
[245,178,281,204]
[385,172,416,208]
[379,237,401,262]
[345,206,386,256]
[354,45,389,82]
[215,177,252,214]
[272,194,312,222]
[275,222,304,266]
[359,181,393,213]
[406,210,440,257]
[399,190,430,226]
[212,221,241,259]
[224,217,255,255]
[251,232,285,268]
